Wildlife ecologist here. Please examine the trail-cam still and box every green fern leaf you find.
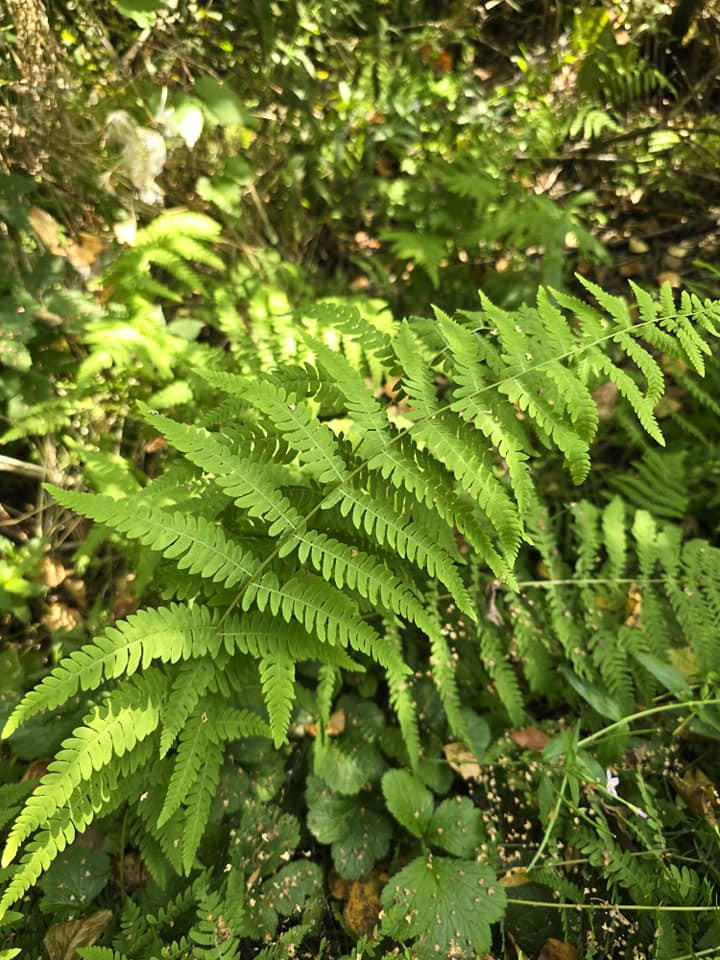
[180,737,224,874]
[2,690,159,868]
[46,486,260,589]
[158,712,213,828]
[259,655,296,747]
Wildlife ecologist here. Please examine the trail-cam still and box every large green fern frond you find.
[4,277,720,920]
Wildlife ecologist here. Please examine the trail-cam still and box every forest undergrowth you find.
[1,3,720,959]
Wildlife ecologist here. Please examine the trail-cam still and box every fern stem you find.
[515,576,669,588]
[578,698,720,748]
[506,897,720,913]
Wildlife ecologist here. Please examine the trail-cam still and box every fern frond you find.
[328,483,476,617]
[0,740,152,915]
[158,712,214,828]
[160,658,219,757]
[383,616,421,767]
[259,655,296,747]
[244,572,401,670]
[479,627,525,724]
[2,683,160,868]
[180,738,225,875]
[47,486,260,589]
[142,412,305,536]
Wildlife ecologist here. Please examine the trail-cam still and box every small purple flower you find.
[605,769,620,798]
[635,807,649,820]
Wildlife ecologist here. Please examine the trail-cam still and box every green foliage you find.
[38,846,110,917]
[306,774,392,880]
[0,538,45,624]
[1,276,718,960]
[3,3,720,957]
[380,856,506,960]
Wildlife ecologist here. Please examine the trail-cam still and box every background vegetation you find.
[1,2,720,959]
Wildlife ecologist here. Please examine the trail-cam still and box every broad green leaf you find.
[381,856,506,959]
[382,769,434,838]
[561,667,622,721]
[39,847,110,917]
[315,740,382,796]
[427,796,483,858]
[194,77,251,127]
[631,650,692,697]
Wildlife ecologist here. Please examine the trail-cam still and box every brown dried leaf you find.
[534,166,562,196]
[328,870,350,900]
[41,555,66,588]
[592,381,618,421]
[537,938,579,960]
[443,742,482,780]
[22,758,50,781]
[326,708,346,737]
[672,768,719,826]
[305,708,346,739]
[44,909,112,960]
[509,727,551,751]
[624,583,642,628]
[28,207,64,255]
[66,233,104,277]
[43,601,81,634]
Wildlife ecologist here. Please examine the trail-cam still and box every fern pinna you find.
[1,278,719,923]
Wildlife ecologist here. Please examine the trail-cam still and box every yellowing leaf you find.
[44,909,112,960]
[668,645,699,681]
[499,866,531,888]
[443,742,481,780]
[343,879,381,937]
[672,768,718,826]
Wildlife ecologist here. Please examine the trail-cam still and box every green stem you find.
[506,897,720,913]
[578,698,720,748]
[527,774,567,871]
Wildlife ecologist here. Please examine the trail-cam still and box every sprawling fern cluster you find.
[2,279,719,951]
[2,209,224,447]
